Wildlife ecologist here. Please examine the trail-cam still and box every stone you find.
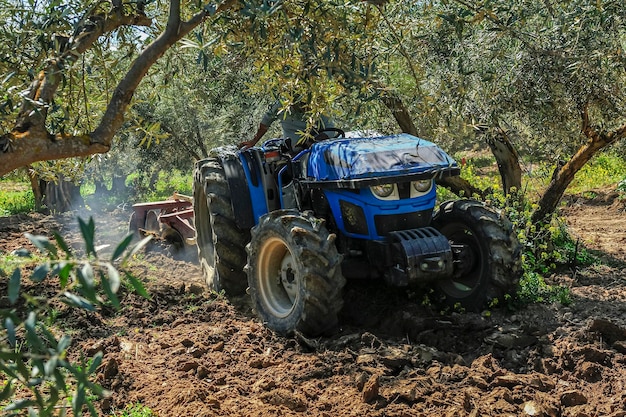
[522,400,541,416]
[101,358,119,379]
[560,390,588,407]
[361,374,380,403]
[588,319,626,344]
[380,346,412,369]
[178,360,199,372]
[493,374,524,388]
[613,340,626,354]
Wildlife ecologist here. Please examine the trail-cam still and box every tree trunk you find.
[486,131,522,194]
[531,110,626,224]
[377,89,420,137]
[27,167,45,211]
[149,171,160,189]
[95,180,110,196]
[111,175,128,197]
[42,176,84,213]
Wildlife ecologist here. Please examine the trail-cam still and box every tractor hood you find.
[305,133,459,187]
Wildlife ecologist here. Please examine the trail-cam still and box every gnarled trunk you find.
[27,167,45,211]
[43,178,84,213]
[531,107,626,223]
[486,130,522,195]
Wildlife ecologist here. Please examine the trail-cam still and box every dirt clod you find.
[560,390,588,407]
[361,373,380,403]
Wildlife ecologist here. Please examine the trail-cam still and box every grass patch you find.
[110,403,155,417]
[517,272,571,306]
[568,151,626,194]
[0,182,34,215]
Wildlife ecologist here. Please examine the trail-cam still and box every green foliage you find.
[111,403,155,417]
[80,169,193,209]
[0,176,34,216]
[460,156,502,194]
[153,171,192,200]
[517,272,571,306]
[0,189,34,216]
[569,152,626,194]
[484,189,580,306]
[418,1,626,158]
[0,217,151,416]
[128,170,193,203]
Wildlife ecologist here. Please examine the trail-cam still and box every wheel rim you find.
[439,222,484,298]
[257,237,299,318]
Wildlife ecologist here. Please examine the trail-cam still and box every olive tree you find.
[414,0,626,221]
[0,0,239,177]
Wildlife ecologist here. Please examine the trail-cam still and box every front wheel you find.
[246,210,345,336]
[431,199,522,311]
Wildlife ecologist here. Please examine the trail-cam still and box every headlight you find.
[371,183,395,198]
[412,179,432,193]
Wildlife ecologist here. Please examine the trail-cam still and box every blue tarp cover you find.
[307,133,457,181]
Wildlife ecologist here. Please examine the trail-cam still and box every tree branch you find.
[374,82,419,136]
[14,8,152,133]
[0,0,243,177]
[91,0,208,144]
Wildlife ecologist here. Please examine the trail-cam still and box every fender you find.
[220,152,256,229]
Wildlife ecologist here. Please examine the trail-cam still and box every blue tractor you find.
[192,131,522,336]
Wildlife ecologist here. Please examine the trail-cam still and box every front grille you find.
[374,209,433,236]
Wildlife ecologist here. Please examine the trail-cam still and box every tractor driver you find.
[238,100,334,151]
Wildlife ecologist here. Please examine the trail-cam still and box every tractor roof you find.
[305,133,459,184]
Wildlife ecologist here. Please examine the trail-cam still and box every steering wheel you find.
[313,128,345,142]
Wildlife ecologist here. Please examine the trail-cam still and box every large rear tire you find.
[246,210,345,336]
[431,199,522,311]
[193,156,250,295]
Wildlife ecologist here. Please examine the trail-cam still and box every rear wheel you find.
[431,199,522,311]
[193,156,250,295]
[246,210,345,336]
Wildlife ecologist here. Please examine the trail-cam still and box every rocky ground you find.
[0,193,625,417]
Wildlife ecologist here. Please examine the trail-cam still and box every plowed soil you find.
[1,193,625,417]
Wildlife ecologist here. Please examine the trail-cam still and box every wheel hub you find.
[279,254,298,302]
[451,243,476,278]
